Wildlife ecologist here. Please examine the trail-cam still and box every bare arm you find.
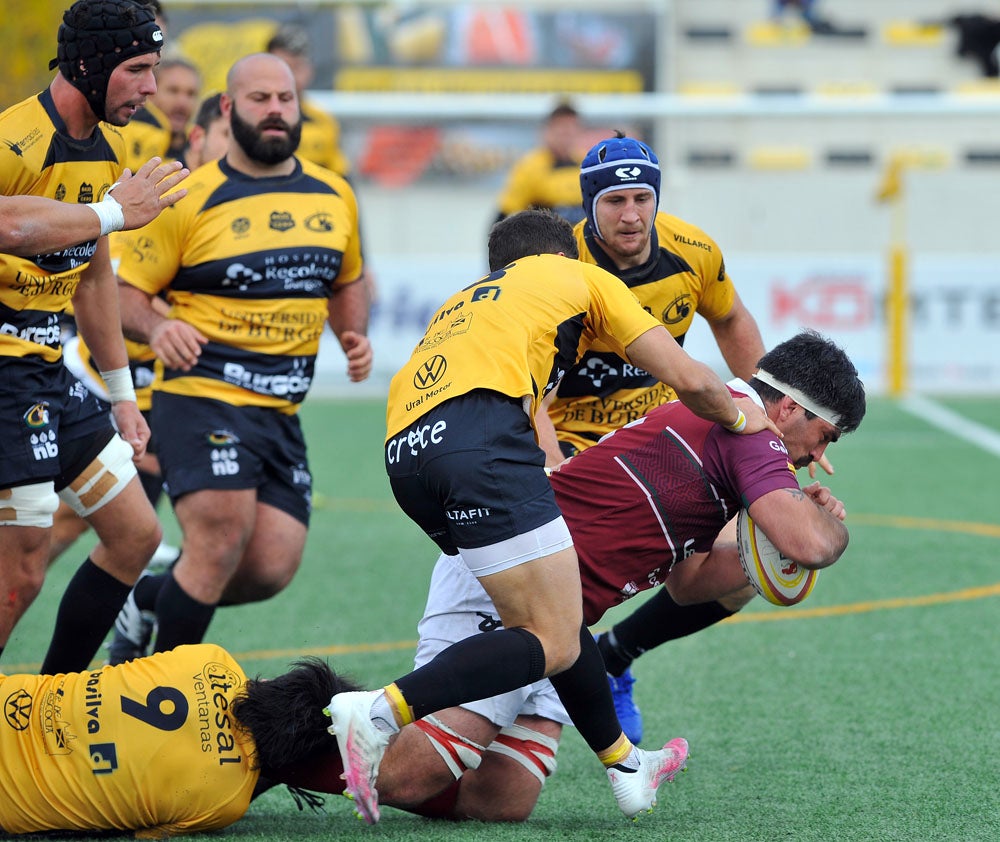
[0,196,101,255]
[534,386,566,468]
[747,483,849,569]
[664,543,750,605]
[72,241,148,458]
[327,277,372,383]
[118,281,206,371]
[707,291,766,380]
[625,326,779,436]
[0,158,187,256]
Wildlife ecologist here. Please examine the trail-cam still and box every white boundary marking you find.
[899,395,1000,459]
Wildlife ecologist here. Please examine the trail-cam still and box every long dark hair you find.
[230,657,362,774]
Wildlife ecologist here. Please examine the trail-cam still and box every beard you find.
[230,104,302,165]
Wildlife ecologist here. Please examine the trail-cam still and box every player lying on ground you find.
[0,643,360,836]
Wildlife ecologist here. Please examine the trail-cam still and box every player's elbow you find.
[0,217,36,255]
[789,528,849,570]
[672,364,722,405]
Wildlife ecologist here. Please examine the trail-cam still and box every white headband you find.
[754,369,842,429]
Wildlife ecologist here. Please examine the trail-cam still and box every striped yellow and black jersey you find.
[299,99,351,177]
[496,147,585,225]
[546,213,737,452]
[0,644,257,837]
[116,156,362,413]
[119,100,173,172]
[0,89,125,365]
[386,253,660,440]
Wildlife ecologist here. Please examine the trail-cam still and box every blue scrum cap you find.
[579,136,660,240]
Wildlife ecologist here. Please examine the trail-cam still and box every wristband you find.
[101,366,137,403]
[724,408,747,433]
[87,190,125,237]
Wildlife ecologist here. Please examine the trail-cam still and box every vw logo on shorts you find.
[413,355,448,389]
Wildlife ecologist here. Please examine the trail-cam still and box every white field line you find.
[899,394,1000,459]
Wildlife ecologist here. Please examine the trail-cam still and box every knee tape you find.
[58,435,137,518]
[413,715,485,780]
[486,724,559,785]
[0,481,60,527]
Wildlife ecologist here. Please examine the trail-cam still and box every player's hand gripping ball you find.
[736,509,818,606]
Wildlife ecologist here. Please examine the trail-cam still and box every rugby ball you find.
[736,509,818,606]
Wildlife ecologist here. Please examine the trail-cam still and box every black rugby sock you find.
[602,589,735,676]
[394,626,546,720]
[41,557,132,674]
[548,623,623,752]
[152,571,217,652]
[132,571,168,612]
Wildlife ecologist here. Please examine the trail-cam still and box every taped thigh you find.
[413,715,485,780]
[486,724,559,785]
[58,435,137,518]
[0,481,60,527]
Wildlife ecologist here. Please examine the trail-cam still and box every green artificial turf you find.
[5,396,999,841]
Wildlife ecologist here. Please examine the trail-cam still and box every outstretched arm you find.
[625,326,780,436]
[0,158,187,256]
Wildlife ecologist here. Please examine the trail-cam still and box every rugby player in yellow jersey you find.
[115,53,371,658]
[52,93,232,570]
[0,643,361,836]
[538,134,765,461]
[494,101,586,226]
[0,0,189,673]
[325,208,780,825]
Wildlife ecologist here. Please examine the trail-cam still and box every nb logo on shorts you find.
[210,447,240,476]
[30,430,58,461]
[413,355,448,389]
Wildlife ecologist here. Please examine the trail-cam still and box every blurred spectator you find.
[494,101,586,226]
[772,0,838,35]
[152,57,201,162]
[266,23,351,176]
[948,14,1000,77]
[182,93,229,171]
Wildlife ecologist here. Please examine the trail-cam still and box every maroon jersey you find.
[549,388,797,624]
